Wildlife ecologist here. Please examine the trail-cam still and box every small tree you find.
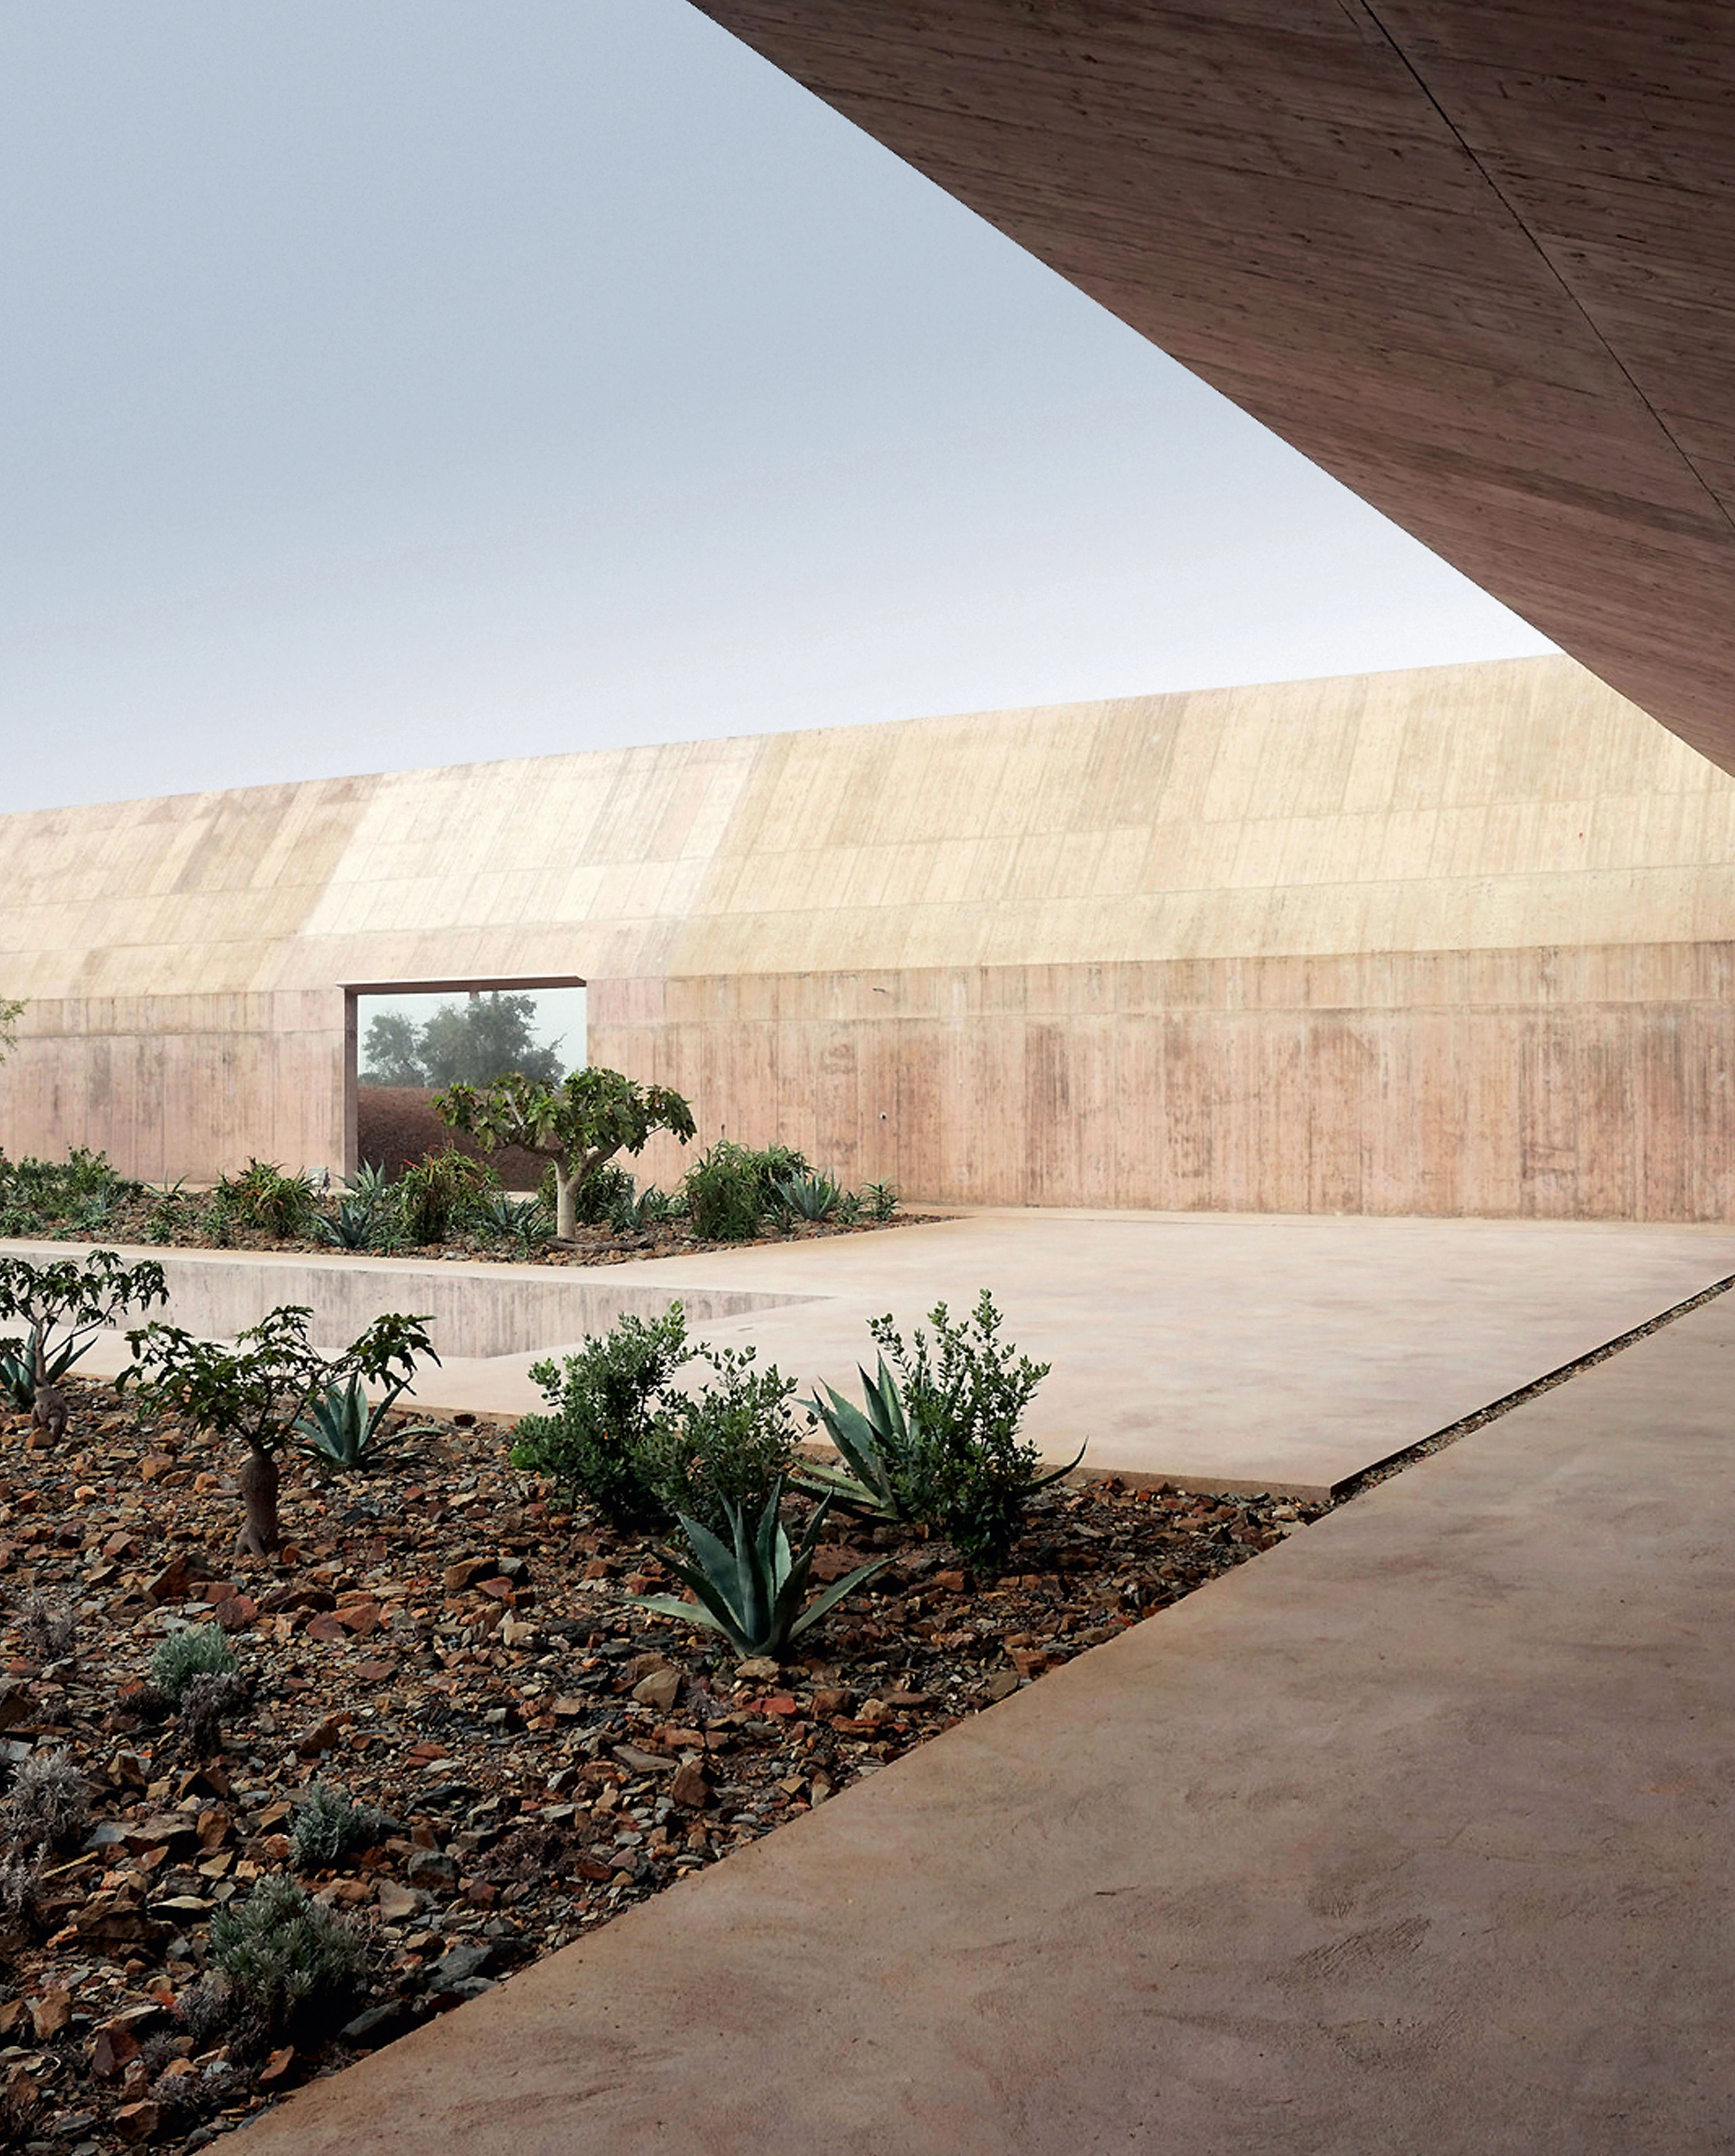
[437,1068,696,1241]
[0,1250,169,1424]
[122,1305,438,1556]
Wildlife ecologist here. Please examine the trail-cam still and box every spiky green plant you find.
[773,1170,846,1223]
[627,1483,888,1659]
[295,1374,415,1471]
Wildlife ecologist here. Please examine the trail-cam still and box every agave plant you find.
[312,1166,396,1251]
[626,1482,888,1659]
[774,1170,846,1224]
[296,1373,418,1471]
[474,1189,553,1248]
[794,1354,911,1520]
[0,1327,93,1412]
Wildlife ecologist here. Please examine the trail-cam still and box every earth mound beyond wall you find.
[3,655,1733,1221]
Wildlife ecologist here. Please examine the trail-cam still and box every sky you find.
[0,1,1554,816]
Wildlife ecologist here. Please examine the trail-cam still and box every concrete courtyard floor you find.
[57,1207,1735,1492]
[234,1266,1735,2154]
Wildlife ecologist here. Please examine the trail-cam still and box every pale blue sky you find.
[1,1,1552,814]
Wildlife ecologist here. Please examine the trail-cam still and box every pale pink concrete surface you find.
[234,1289,1735,2155]
[44,1208,1735,1494]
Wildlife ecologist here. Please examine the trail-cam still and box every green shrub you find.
[397,1147,496,1244]
[207,1874,373,2038]
[537,1159,634,1226]
[851,1291,1067,1567]
[0,1147,136,1225]
[149,1624,239,1705]
[640,1345,800,1534]
[213,1159,319,1238]
[683,1141,765,1241]
[289,1783,392,1872]
[513,1307,693,1527]
[512,1310,799,1532]
[862,1181,899,1221]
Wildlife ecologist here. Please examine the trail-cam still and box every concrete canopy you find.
[692,2,1735,774]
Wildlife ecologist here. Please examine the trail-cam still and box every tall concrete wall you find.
[3,655,1733,1219]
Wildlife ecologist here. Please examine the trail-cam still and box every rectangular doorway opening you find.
[343,975,585,1186]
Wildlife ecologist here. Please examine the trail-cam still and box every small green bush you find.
[214,1160,320,1238]
[207,1875,373,2038]
[150,1624,239,1706]
[289,1783,392,1872]
[513,1307,693,1527]
[861,1291,1061,1567]
[512,1309,799,1531]
[683,1141,765,1241]
[398,1147,497,1244]
[641,1345,800,1534]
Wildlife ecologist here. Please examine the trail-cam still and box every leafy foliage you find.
[0,1249,168,1412]
[213,1160,320,1238]
[289,1783,392,1872]
[637,1345,801,1535]
[627,1485,888,1659]
[513,1309,799,1532]
[513,1307,693,1528]
[396,1147,496,1245]
[361,991,565,1088]
[123,1305,439,1553]
[862,1181,899,1221]
[149,1624,239,1706]
[0,998,22,1063]
[802,1292,1073,1566]
[438,1067,696,1241]
[125,1307,437,1463]
[206,1875,373,2039]
[682,1141,766,1241]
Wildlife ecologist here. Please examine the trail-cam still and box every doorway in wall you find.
[343,976,585,1186]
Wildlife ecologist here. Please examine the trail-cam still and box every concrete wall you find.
[3,655,1733,1219]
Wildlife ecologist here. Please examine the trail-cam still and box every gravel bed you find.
[0,1382,1324,2153]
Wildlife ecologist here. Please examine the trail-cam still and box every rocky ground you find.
[0,1381,1327,2154]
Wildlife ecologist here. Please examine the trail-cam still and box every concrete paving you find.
[233,1279,1735,2154]
[47,1208,1735,1494]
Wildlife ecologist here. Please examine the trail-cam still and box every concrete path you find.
[234,1281,1735,2155]
[44,1209,1735,1493]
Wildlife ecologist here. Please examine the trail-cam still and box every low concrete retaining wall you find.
[0,1241,813,1361]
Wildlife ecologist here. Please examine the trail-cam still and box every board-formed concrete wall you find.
[3,654,1733,1220]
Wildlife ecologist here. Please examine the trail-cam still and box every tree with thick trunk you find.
[436,1067,696,1241]
[121,1306,437,1557]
